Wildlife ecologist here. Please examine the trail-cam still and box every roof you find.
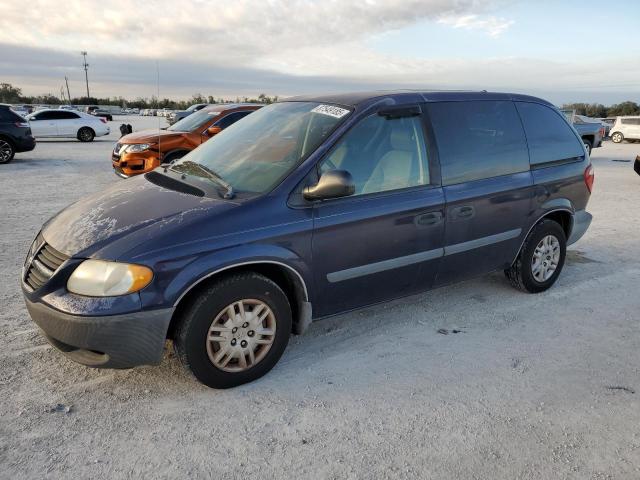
[202,103,263,113]
[285,90,555,108]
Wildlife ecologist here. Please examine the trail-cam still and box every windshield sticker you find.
[311,104,350,119]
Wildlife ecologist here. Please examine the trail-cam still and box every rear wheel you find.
[611,132,623,143]
[582,139,592,155]
[505,219,567,293]
[0,138,15,164]
[77,127,95,142]
[174,273,292,388]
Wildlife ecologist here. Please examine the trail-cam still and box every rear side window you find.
[58,111,80,119]
[215,111,253,129]
[516,102,584,165]
[427,100,529,185]
[0,109,21,122]
[621,118,640,125]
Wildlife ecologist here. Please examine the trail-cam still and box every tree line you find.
[2,82,639,117]
[560,101,640,118]
[0,83,278,109]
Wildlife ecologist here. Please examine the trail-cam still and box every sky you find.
[1,0,639,105]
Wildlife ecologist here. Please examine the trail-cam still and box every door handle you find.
[451,205,475,219]
[416,211,443,226]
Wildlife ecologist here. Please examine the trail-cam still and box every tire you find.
[174,272,292,388]
[77,127,95,142]
[0,138,15,164]
[163,151,187,164]
[505,219,567,293]
[611,132,623,143]
[582,139,592,155]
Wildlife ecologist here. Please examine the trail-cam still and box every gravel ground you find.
[1,116,639,479]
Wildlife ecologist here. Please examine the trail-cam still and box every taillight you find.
[599,127,605,136]
[584,164,594,193]
[15,122,29,128]
[100,118,107,124]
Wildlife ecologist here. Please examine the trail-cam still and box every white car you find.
[26,109,110,142]
[609,116,640,143]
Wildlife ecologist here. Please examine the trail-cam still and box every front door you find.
[29,111,58,137]
[311,107,445,317]
[425,100,534,286]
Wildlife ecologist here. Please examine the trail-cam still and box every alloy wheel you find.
[531,234,560,282]
[206,299,276,372]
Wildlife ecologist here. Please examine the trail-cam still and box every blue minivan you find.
[22,91,593,388]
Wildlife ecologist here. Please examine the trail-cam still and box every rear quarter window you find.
[515,102,584,165]
[0,109,21,122]
[427,100,530,185]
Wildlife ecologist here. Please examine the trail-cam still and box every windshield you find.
[170,102,351,194]
[168,109,220,132]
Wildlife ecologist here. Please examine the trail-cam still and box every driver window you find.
[319,113,429,195]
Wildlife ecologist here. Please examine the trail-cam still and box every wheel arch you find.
[78,125,95,136]
[0,134,16,148]
[166,260,310,340]
[510,208,573,266]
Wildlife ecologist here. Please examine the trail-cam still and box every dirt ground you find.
[1,116,639,479]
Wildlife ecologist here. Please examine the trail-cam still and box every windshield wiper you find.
[171,161,235,199]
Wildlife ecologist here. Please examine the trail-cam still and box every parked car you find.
[10,105,30,117]
[598,117,616,137]
[0,105,35,163]
[21,91,593,388]
[85,105,99,114]
[25,109,110,142]
[168,103,210,125]
[112,103,261,177]
[609,116,640,143]
[91,109,113,121]
[561,110,604,154]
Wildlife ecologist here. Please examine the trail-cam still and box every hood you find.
[42,175,236,259]
[119,129,183,144]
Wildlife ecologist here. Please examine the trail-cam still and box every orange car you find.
[112,104,261,177]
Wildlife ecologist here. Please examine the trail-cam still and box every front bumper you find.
[25,298,174,369]
[568,210,592,246]
[112,151,159,177]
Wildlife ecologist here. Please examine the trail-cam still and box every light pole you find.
[81,51,90,99]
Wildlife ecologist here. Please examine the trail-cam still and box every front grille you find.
[24,239,69,291]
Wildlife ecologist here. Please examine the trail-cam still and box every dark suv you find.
[21,91,593,388]
[0,105,36,163]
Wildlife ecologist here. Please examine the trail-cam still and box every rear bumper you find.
[568,210,592,246]
[15,135,36,153]
[25,298,173,369]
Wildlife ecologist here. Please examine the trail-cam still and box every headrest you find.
[389,124,414,151]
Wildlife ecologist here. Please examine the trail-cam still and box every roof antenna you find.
[156,60,161,164]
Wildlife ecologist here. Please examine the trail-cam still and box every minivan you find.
[21,91,593,388]
[610,116,640,143]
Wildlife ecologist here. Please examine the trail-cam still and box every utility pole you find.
[65,76,72,104]
[81,51,90,99]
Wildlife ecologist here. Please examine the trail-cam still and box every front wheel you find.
[505,219,567,293]
[174,273,292,388]
[611,132,624,143]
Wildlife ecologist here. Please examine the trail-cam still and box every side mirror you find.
[207,126,222,136]
[303,170,355,201]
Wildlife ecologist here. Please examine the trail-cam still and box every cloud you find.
[437,14,514,37]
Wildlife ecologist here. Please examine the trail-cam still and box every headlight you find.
[125,143,151,153]
[67,260,153,297]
